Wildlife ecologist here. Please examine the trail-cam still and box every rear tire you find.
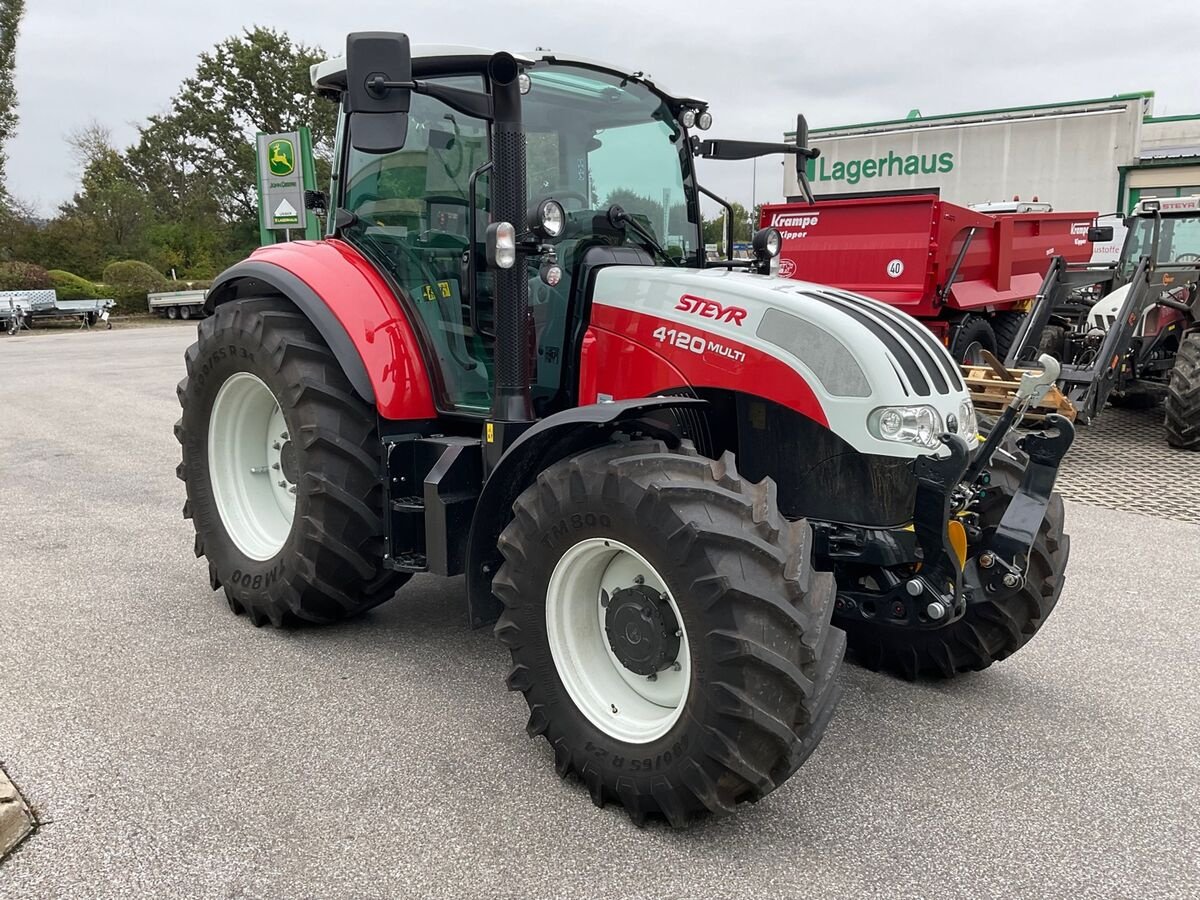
[493,441,844,826]
[1166,331,1200,450]
[840,436,1069,679]
[992,311,1026,362]
[176,296,409,626]
[167,306,178,320]
[950,315,998,364]
[179,305,192,320]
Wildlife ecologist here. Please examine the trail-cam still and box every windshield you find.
[523,63,700,263]
[1120,214,1200,280]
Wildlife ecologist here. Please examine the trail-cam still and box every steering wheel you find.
[1175,253,1200,263]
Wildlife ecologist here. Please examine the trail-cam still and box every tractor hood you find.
[589,266,974,458]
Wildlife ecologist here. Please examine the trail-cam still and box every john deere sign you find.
[267,138,296,177]
[806,151,955,186]
[256,128,319,240]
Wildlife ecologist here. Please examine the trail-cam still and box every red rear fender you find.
[207,240,436,421]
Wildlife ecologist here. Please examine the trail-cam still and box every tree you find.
[0,0,24,198]
[127,27,335,224]
[702,202,753,249]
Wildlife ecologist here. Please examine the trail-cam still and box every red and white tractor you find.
[177,33,1074,826]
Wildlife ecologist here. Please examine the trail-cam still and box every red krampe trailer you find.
[760,193,1097,362]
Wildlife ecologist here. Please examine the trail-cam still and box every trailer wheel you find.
[1166,330,1200,449]
[179,306,191,320]
[950,315,998,364]
[841,434,1068,679]
[176,296,409,626]
[167,306,178,320]
[493,441,844,825]
[991,311,1027,361]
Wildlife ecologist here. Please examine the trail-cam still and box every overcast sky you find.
[7,0,1200,217]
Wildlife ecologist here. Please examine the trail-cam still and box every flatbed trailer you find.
[2,292,115,334]
[148,289,208,320]
[760,193,1098,361]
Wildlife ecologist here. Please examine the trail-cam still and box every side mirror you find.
[345,32,414,153]
[1088,225,1115,242]
[794,114,809,153]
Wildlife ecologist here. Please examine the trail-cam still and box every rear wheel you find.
[179,305,192,320]
[950,315,998,364]
[493,441,844,825]
[992,311,1026,362]
[176,296,408,625]
[840,436,1069,679]
[167,306,178,320]
[1166,331,1200,449]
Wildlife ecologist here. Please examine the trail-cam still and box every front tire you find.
[841,436,1069,679]
[176,296,408,626]
[493,441,844,825]
[1166,331,1200,449]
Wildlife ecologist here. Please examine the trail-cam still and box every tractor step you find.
[384,435,482,577]
[387,550,429,573]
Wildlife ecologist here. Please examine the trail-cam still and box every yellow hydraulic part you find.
[947,519,968,570]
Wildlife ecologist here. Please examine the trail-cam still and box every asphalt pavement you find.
[0,325,1197,899]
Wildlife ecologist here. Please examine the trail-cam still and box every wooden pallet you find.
[961,352,1077,424]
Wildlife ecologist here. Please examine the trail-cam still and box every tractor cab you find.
[314,45,806,423]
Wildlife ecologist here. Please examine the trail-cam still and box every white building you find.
[783,92,1200,214]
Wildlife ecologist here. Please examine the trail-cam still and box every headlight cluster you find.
[868,405,944,449]
[958,397,979,443]
[867,399,979,449]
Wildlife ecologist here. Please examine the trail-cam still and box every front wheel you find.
[176,296,409,625]
[493,442,844,825]
[840,436,1069,679]
[1166,331,1200,449]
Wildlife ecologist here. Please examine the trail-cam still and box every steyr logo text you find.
[675,294,747,326]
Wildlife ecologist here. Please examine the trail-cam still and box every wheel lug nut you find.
[671,662,681,672]
[272,462,280,470]
[278,481,287,488]
[633,574,644,585]
[647,673,657,682]
[273,441,281,450]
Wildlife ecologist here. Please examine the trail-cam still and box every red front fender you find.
[210,239,437,421]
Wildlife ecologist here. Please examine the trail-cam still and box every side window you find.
[342,76,493,412]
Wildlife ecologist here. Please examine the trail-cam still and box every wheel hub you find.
[604,584,681,676]
[278,440,299,484]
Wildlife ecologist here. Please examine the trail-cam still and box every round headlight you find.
[696,111,713,130]
[538,199,565,238]
[879,409,903,438]
[752,227,782,259]
[680,109,696,129]
[518,72,532,95]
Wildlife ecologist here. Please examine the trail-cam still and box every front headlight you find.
[868,405,944,449]
[958,397,978,443]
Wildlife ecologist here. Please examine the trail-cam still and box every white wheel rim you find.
[546,538,691,744]
[207,372,295,561]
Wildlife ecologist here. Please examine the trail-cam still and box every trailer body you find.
[761,194,1096,346]
[149,289,209,320]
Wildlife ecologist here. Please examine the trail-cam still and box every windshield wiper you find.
[606,205,679,267]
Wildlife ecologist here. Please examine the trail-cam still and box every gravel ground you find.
[0,326,1197,899]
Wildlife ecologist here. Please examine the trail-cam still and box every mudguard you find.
[206,239,436,420]
[464,396,707,628]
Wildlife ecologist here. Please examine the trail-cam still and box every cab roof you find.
[310,45,705,108]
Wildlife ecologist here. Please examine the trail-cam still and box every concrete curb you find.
[0,767,34,862]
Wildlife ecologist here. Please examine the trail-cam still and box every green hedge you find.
[48,270,102,300]
[101,260,172,314]
[0,261,53,292]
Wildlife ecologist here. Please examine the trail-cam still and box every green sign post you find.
[255,127,321,245]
